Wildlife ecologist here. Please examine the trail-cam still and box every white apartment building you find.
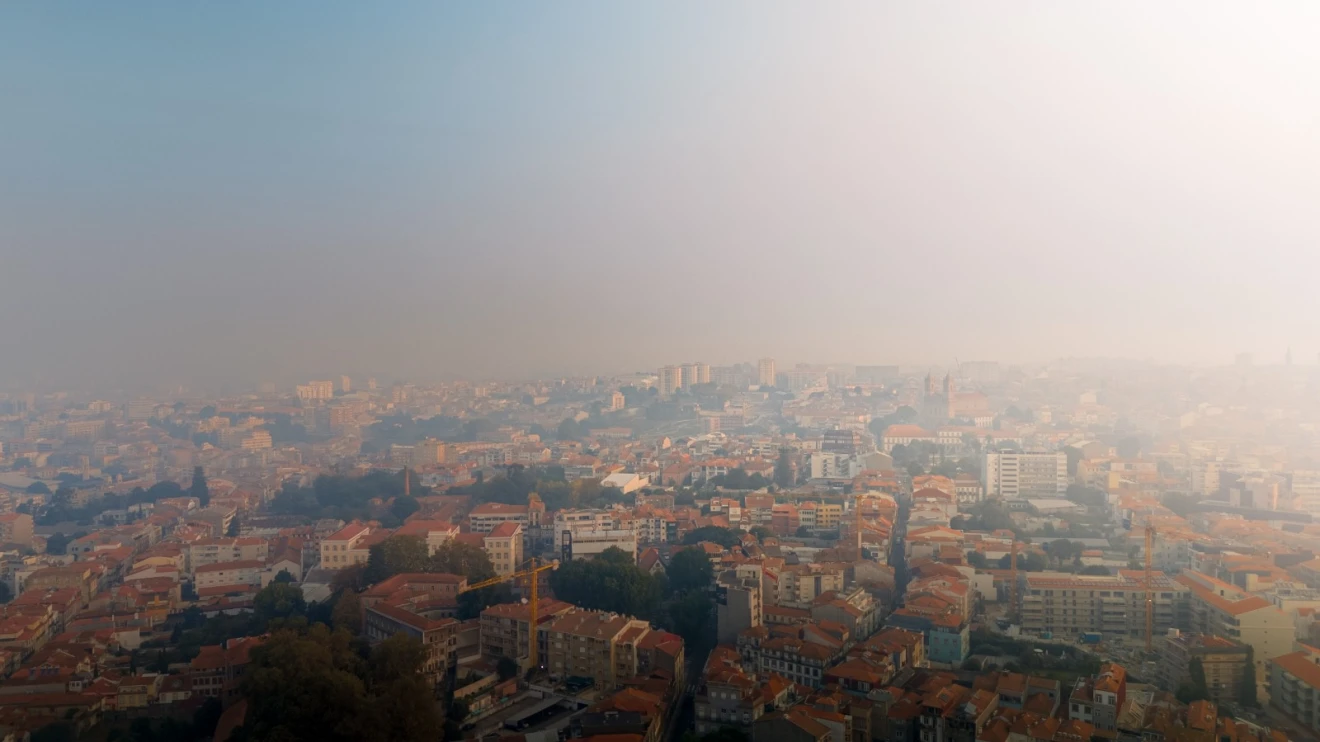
[1292,470,1320,516]
[554,509,639,561]
[468,503,529,534]
[983,451,1068,499]
[194,560,264,592]
[658,366,682,398]
[188,538,270,574]
[808,451,863,482]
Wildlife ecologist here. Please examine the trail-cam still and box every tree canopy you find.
[190,466,210,507]
[240,625,442,742]
[667,548,714,593]
[708,468,768,491]
[550,548,665,619]
[271,471,430,525]
[774,448,795,489]
[682,526,740,548]
[448,466,626,511]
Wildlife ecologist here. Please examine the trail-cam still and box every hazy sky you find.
[5,3,1320,389]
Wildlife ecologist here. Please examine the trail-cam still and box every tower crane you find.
[459,558,560,672]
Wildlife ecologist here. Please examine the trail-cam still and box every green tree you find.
[1240,645,1257,706]
[458,583,514,620]
[667,548,714,593]
[45,532,71,555]
[365,535,431,584]
[369,638,445,742]
[1116,436,1143,459]
[683,526,740,548]
[1177,657,1210,703]
[497,656,519,680]
[429,541,496,581]
[774,448,795,489]
[26,481,51,495]
[31,723,76,742]
[242,625,373,742]
[749,526,773,542]
[557,418,587,440]
[190,466,210,507]
[795,525,811,538]
[390,496,420,522]
[967,552,988,569]
[193,697,224,739]
[667,589,713,652]
[332,590,363,634]
[550,548,664,618]
[254,581,307,626]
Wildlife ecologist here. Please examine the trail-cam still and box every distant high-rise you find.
[340,375,352,393]
[680,363,699,389]
[367,377,378,391]
[983,452,1067,498]
[757,358,776,388]
[296,380,334,401]
[658,366,682,398]
[696,362,711,385]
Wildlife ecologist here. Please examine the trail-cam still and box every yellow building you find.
[816,504,843,530]
[483,522,523,576]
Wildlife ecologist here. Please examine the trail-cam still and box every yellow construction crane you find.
[459,557,560,672]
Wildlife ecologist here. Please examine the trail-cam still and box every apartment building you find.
[1177,571,1294,682]
[469,503,529,534]
[716,569,763,644]
[1158,633,1250,705]
[539,610,654,689]
[1269,651,1320,728]
[1019,571,1189,638]
[695,646,793,735]
[364,602,459,683]
[194,560,264,593]
[659,366,682,398]
[982,452,1068,499]
[479,599,576,670]
[484,522,523,576]
[758,358,776,388]
[240,430,273,450]
[555,509,638,561]
[1066,663,1126,730]
[737,625,844,688]
[295,380,334,401]
[810,587,881,639]
[188,538,269,573]
[393,519,459,555]
[776,565,846,609]
[0,514,34,548]
[319,523,373,569]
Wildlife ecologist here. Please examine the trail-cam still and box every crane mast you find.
[460,557,559,672]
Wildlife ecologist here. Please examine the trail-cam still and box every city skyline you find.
[6,3,1320,387]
